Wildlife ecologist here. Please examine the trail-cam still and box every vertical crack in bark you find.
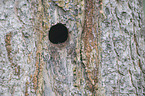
[32,1,45,95]
[5,32,20,77]
[129,18,138,71]
[134,34,144,74]
[128,70,138,96]
[138,59,145,74]
[25,81,29,96]
[81,0,100,94]
[112,7,122,95]
[33,34,44,95]
[5,32,12,63]
[129,40,137,71]
[131,1,144,95]
[14,1,26,25]
[134,34,140,56]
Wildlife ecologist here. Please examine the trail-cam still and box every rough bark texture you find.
[0,0,145,96]
[0,0,36,96]
[101,0,145,95]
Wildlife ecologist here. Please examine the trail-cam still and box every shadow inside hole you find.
[49,23,68,44]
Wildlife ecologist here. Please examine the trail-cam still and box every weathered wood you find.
[0,0,145,96]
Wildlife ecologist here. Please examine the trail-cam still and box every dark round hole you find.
[49,23,68,44]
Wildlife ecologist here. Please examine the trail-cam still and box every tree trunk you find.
[0,0,145,96]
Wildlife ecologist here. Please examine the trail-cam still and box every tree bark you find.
[0,0,145,96]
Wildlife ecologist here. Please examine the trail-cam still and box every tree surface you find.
[0,0,145,96]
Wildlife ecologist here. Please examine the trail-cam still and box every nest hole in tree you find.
[49,23,68,44]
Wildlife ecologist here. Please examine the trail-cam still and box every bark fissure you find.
[128,70,138,96]
[81,0,101,95]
